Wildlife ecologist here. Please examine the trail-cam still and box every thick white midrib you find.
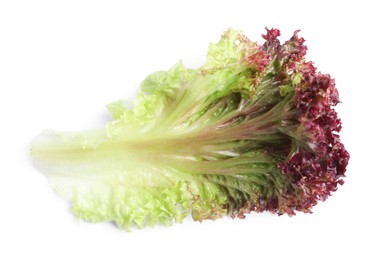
[30,128,201,180]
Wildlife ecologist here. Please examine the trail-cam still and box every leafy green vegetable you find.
[31,28,349,230]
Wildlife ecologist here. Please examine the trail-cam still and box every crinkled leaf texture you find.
[31,28,349,230]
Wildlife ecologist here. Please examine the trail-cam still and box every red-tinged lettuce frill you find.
[277,71,349,213]
[260,29,349,215]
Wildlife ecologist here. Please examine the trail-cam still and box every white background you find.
[1,0,373,259]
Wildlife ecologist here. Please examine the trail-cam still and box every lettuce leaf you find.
[31,29,349,230]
